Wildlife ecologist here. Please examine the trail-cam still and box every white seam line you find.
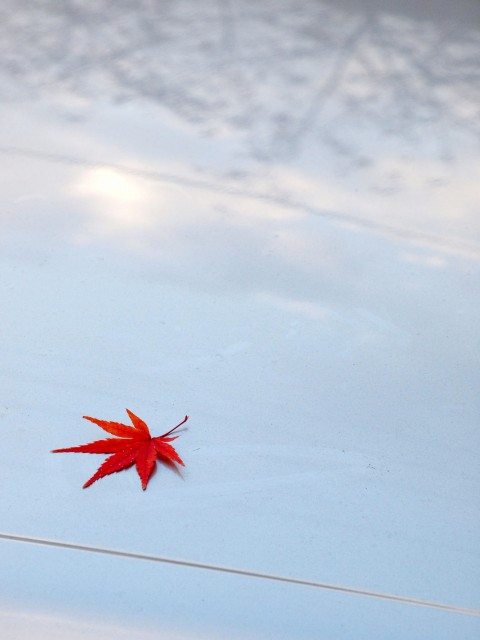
[1,533,478,617]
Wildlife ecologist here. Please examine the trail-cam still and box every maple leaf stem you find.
[160,415,189,438]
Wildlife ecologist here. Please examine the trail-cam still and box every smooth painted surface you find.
[1,0,479,637]
[1,540,480,640]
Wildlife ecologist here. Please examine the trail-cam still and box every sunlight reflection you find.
[0,608,216,640]
[72,167,155,232]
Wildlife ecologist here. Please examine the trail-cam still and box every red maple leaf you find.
[52,410,188,490]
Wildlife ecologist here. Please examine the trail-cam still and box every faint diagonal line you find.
[1,533,478,617]
[1,145,479,259]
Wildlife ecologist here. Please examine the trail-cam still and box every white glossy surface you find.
[1,0,479,637]
[1,541,480,640]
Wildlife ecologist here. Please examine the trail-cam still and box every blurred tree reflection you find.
[0,0,479,162]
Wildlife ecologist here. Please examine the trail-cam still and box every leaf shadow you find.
[156,454,186,481]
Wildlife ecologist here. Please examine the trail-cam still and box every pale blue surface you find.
[0,0,479,638]
[1,541,479,640]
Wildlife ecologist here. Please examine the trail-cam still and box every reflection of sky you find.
[1,1,480,638]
